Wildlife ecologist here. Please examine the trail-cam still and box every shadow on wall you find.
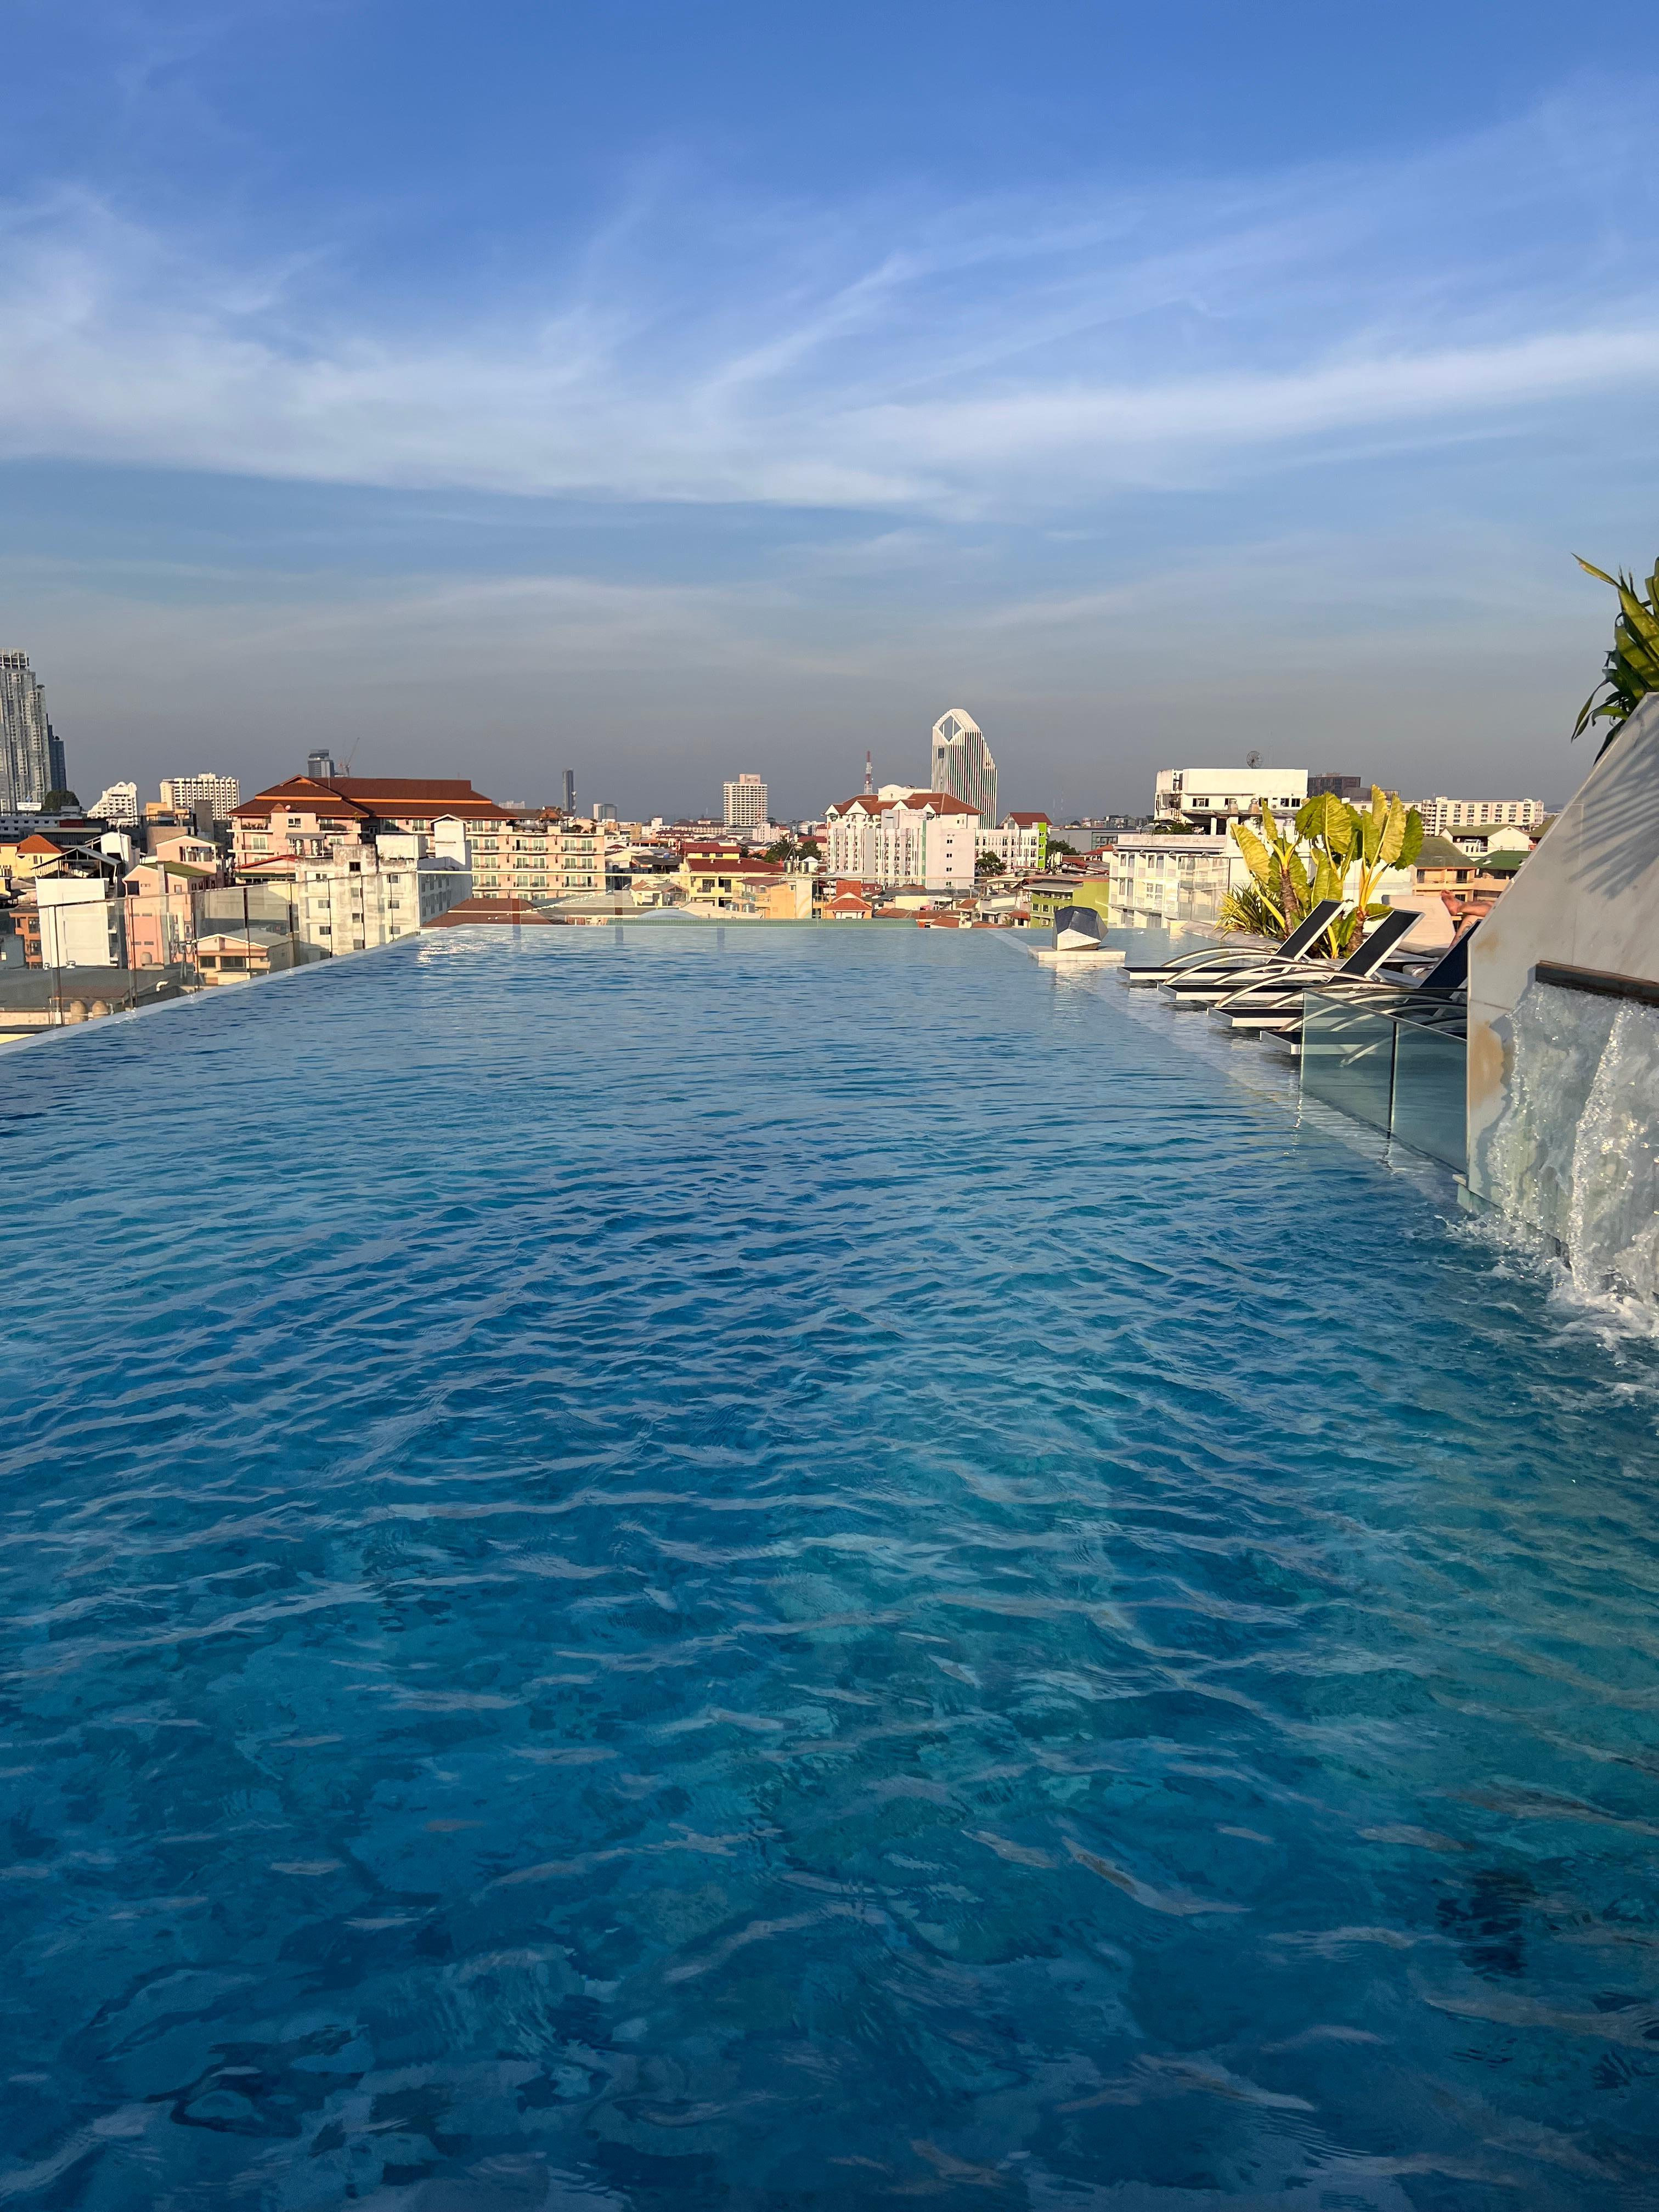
[1577,732,1659,901]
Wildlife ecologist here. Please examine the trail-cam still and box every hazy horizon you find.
[6,2,1652,821]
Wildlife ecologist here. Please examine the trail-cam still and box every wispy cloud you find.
[1,99,1655,515]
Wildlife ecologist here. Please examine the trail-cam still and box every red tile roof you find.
[234,775,504,822]
[901,791,978,814]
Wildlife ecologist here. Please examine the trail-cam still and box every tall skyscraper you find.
[306,750,337,780]
[724,772,768,830]
[562,769,576,815]
[161,773,241,819]
[0,650,55,810]
[930,709,997,823]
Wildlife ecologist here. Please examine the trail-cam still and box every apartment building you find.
[91,781,140,826]
[240,833,471,956]
[160,773,241,820]
[723,774,768,830]
[1154,768,1308,831]
[977,810,1051,874]
[1416,795,1547,835]
[1105,835,1248,927]
[822,791,980,891]
[467,815,608,900]
[233,775,505,865]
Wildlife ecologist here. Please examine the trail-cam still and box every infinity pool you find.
[2,926,1656,2209]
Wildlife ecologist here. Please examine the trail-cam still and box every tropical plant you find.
[975,851,1006,876]
[1573,556,1659,757]
[1225,788,1423,955]
[1046,837,1079,858]
[1215,879,1284,939]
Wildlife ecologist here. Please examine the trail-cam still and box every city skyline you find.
[4,7,1652,816]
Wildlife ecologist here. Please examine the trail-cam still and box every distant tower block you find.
[930,709,997,823]
[0,650,56,810]
[306,750,337,780]
[562,768,576,815]
[724,772,768,831]
[864,750,874,795]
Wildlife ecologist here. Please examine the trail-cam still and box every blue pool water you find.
[2,925,1657,2210]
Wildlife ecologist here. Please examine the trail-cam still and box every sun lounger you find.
[1251,924,1479,1056]
[1119,900,1344,989]
[1206,908,1433,1035]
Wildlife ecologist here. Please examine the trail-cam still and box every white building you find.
[724,773,768,831]
[977,811,1051,874]
[1155,768,1308,831]
[90,781,140,826]
[1106,836,1249,928]
[823,790,979,891]
[34,873,126,967]
[240,823,471,957]
[160,772,241,820]
[1417,795,1546,835]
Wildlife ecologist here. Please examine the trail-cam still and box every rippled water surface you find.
[2,925,1657,2210]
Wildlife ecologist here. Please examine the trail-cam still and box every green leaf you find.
[1231,822,1275,889]
[1397,808,1424,870]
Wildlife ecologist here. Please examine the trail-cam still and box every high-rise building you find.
[0,651,55,810]
[930,710,997,825]
[306,751,337,780]
[724,772,768,830]
[91,781,140,826]
[160,773,241,820]
[562,769,576,815]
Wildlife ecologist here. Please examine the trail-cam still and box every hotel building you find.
[823,791,980,891]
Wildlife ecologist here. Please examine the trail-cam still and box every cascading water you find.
[1475,977,1659,1302]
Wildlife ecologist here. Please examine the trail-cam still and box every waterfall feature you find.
[1465,695,1659,1306]
[1474,979,1659,1301]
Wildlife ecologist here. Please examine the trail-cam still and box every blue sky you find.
[4,0,1658,817]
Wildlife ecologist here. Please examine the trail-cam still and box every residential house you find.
[676,853,812,918]
[1408,833,1520,928]
[196,927,299,984]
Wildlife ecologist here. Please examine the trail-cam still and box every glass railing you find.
[0,886,308,1037]
[1390,1017,1468,1173]
[1299,996,1397,1136]
[1300,990,1468,1171]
